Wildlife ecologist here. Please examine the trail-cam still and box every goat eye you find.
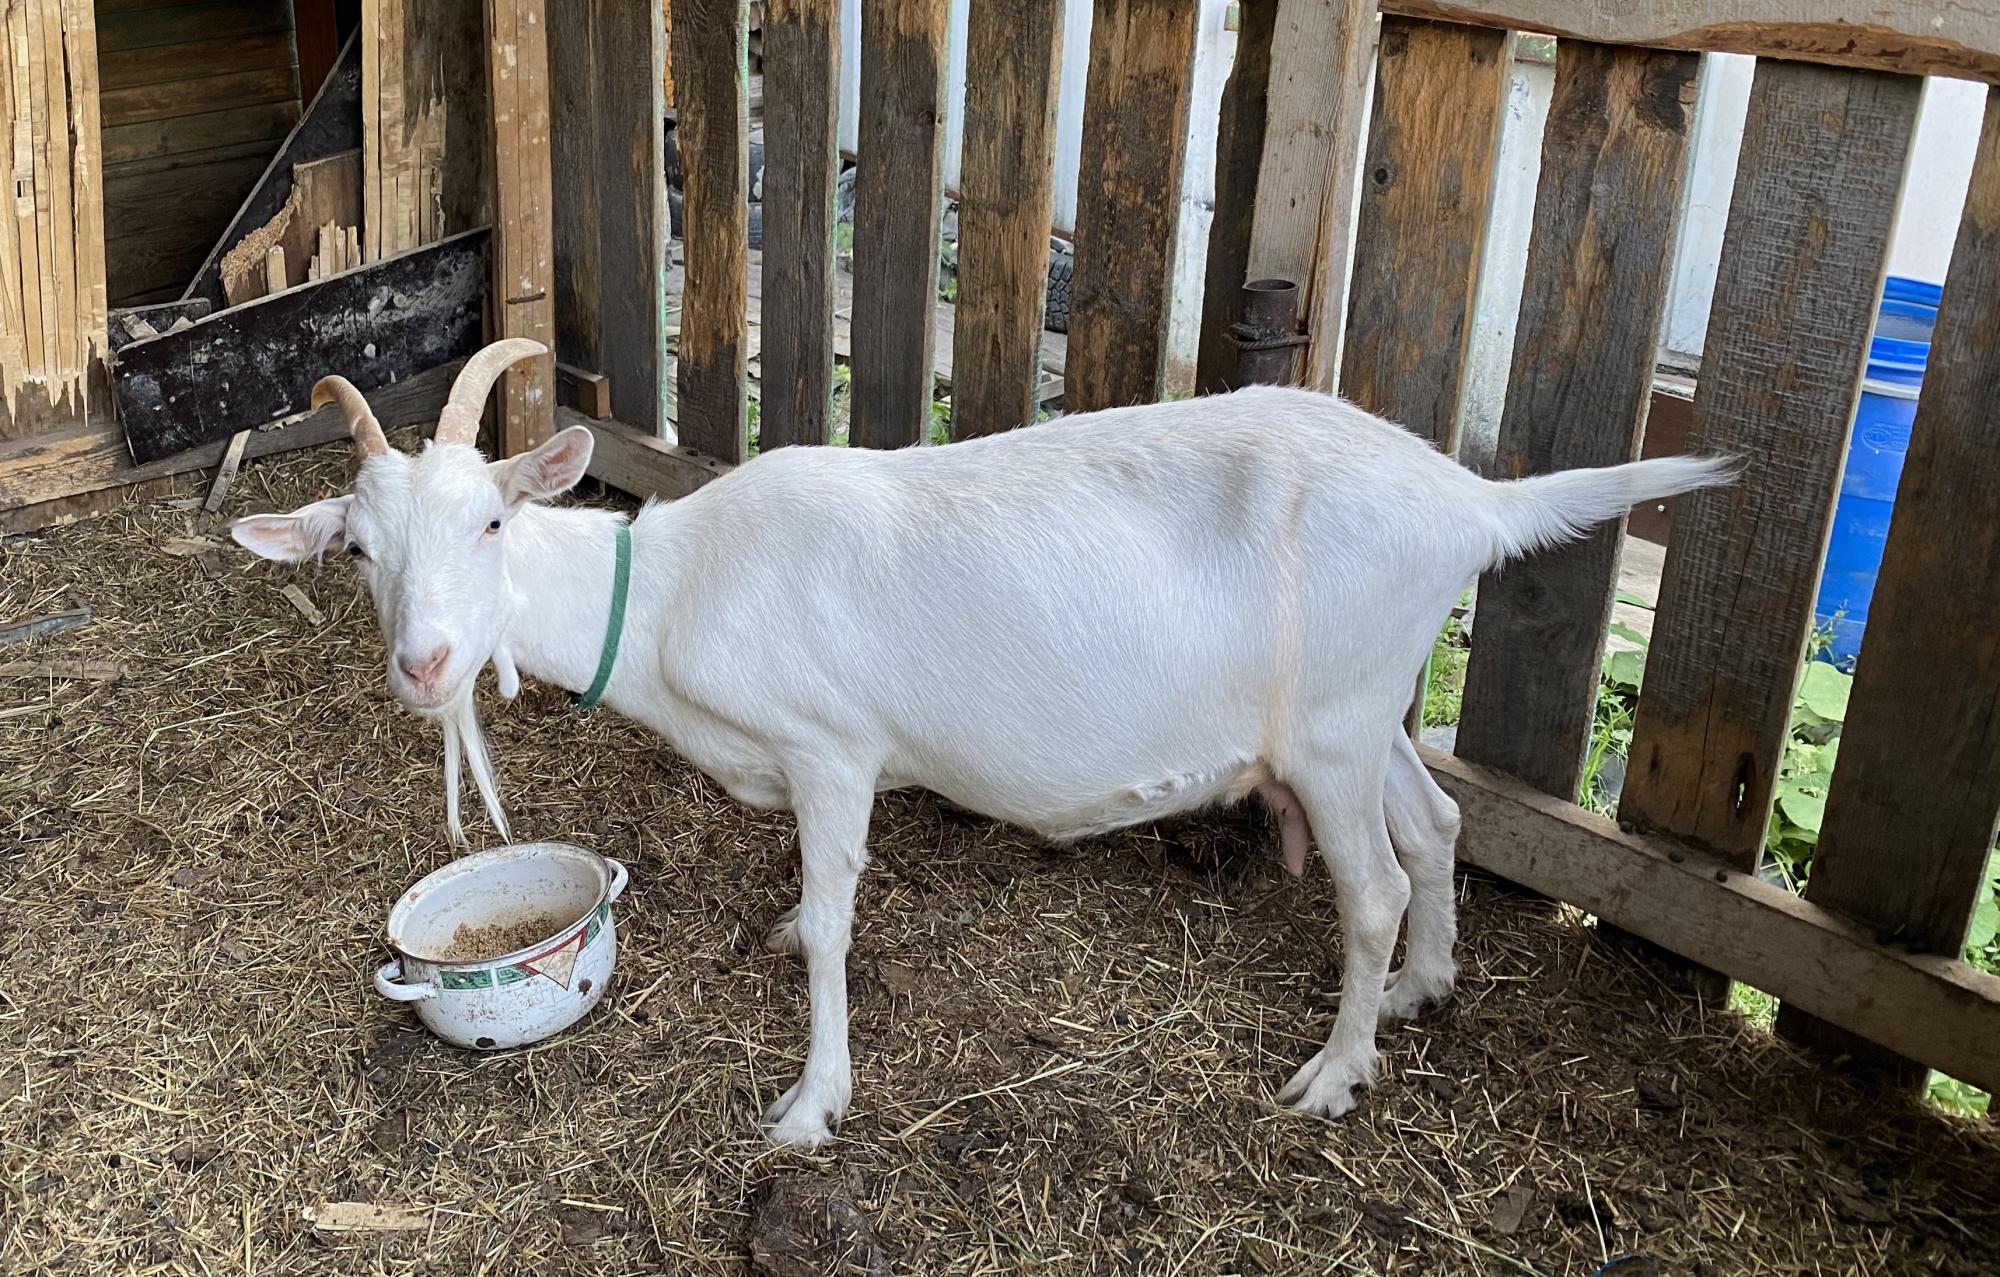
[346,543,366,559]
[486,519,502,533]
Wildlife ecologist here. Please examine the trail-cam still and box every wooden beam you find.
[365,0,489,260]
[670,0,750,462]
[1777,88,2000,1079]
[1378,0,2000,86]
[1254,0,1377,390]
[113,230,488,463]
[0,360,465,536]
[950,0,1063,437]
[1194,0,1277,395]
[1338,16,1509,450]
[574,407,731,503]
[485,0,558,455]
[1454,44,1699,801]
[549,0,665,435]
[756,0,839,448]
[1425,746,2000,1099]
[182,32,362,311]
[1065,0,1199,414]
[850,0,949,448]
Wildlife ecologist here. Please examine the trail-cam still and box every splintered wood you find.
[364,0,489,261]
[1,0,109,439]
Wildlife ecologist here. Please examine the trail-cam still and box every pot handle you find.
[373,959,439,1002]
[604,856,630,903]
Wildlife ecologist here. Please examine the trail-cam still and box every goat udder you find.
[1259,780,1313,877]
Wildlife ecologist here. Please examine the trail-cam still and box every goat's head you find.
[229,340,593,841]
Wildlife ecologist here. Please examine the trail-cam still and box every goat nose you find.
[398,643,451,685]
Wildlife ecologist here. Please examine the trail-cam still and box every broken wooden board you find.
[108,299,213,352]
[115,231,488,464]
[182,31,364,311]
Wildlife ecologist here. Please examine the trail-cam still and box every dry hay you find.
[3,435,1998,1277]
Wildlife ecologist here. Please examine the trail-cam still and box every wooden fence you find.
[577,0,2000,1099]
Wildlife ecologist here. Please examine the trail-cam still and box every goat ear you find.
[228,496,352,563]
[490,423,594,506]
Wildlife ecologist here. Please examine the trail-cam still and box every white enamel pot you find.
[372,842,629,1050]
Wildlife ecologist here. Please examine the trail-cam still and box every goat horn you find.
[434,338,549,446]
[311,375,389,458]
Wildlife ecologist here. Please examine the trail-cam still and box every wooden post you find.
[849,0,949,449]
[549,0,667,434]
[1454,43,1699,801]
[670,0,750,463]
[484,0,558,455]
[1254,0,1378,391]
[1194,0,1276,395]
[1065,0,1198,415]
[1775,89,2000,1082]
[950,0,1064,437]
[1617,62,1919,996]
[758,0,840,449]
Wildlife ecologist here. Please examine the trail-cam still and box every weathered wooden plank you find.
[1064,0,1198,414]
[1454,44,1700,801]
[1194,0,1277,395]
[365,0,489,259]
[97,65,299,129]
[1338,16,1509,449]
[99,100,300,166]
[756,0,839,449]
[62,0,108,421]
[575,408,732,503]
[950,0,1063,437]
[670,0,750,462]
[93,0,292,53]
[1425,746,2000,1098]
[484,0,558,455]
[113,231,488,463]
[1379,0,2000,86]
[849,0,949,448]
[1775,88,2000,1078]
[0,359,464,535]
[98,32,296,91]
[1255,0,1378,391]
[550,0,666,436]
[181,32,361,310]
[1619,65,1920,879]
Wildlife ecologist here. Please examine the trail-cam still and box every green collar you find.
[573,520,631,710]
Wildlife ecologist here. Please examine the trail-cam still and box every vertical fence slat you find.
[850,0,948,449]
[1251,0,1378,389]
[951,0,1064,437]
[484,0,558,455]
[1065,0,1198,414]
[550,0,666,433]
[759,0,839,450]
[1454,43,1699,800]
[1775,88,2000,1078]
[670,0,750,463]
[1337,16,1509,449]
[1617,64,1919,967]
[1195,0,1277,395]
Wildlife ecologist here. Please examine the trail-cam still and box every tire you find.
[668,186,763,251]
[1042,249,1072,334]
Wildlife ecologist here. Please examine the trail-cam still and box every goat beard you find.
[442,687,510,846]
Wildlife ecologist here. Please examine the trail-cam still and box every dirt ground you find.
[4,437,1998,1277]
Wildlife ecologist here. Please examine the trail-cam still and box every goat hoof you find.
[1378,965,1455,1024]
[762,1078,847,1148]
[764,905,802,956]
[1276,1046,1376,1119]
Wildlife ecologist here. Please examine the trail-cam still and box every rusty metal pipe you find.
[1227,277,1307,386]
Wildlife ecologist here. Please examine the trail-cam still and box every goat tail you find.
[1479,454,1739,568]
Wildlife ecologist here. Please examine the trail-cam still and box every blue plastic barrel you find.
[1814,275,1940,669]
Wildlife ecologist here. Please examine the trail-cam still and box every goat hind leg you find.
[1379,730,1460,1022]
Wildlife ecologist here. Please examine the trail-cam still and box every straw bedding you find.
[3,434,1997,1276]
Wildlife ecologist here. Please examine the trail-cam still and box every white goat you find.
[232,340,1731,1146]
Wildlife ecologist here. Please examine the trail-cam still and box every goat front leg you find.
[762,780,872,1147]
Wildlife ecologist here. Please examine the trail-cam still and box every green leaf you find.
[1607,621,1650,649]
[1968,891,1999,952]
[1797,661,1852,724]
[1777,786,1826,836]
[1604,648,1646,691]
[1615,589,1652,610]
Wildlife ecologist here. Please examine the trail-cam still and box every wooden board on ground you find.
[670,0,751,462]
[849,0,950,448]
[549,0,666,435]
[1618,64,1920,869]
[1776,88,2000,1077]
[1065,0,1198,414]
[1338,16,1510,448]
[1454,43,1699,801]
[0,359,464,536]
[114,230,489,463]
[1195,0,1277,395]
[951,0,1064,436]
[757,0,840,449]
[484,0,558,455]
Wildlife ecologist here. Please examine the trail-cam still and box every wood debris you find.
[0,608,89,646]
[281,585,324,625]
[304,1202,431,1232]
